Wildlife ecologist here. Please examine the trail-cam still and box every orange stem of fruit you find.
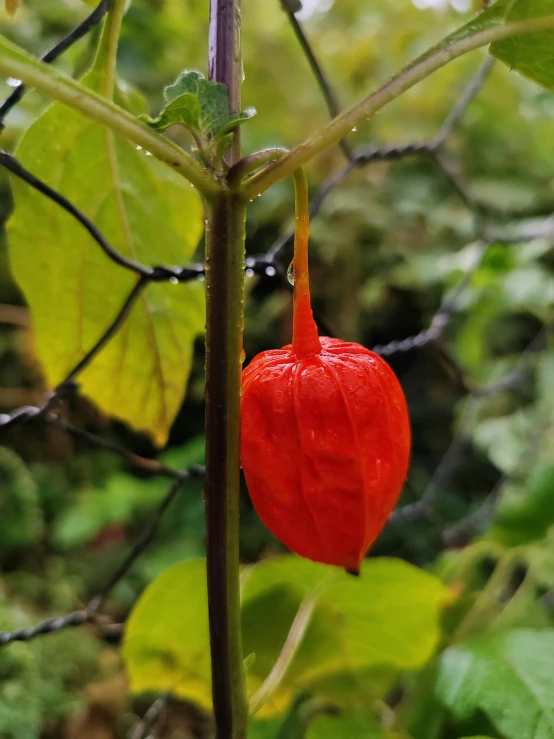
[292,169,321,357]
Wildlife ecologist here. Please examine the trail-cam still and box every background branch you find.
[244,15,554,199]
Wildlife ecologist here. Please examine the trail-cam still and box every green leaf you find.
[145,70,256,140]
[303,666,398,709]
[436,629,554,739]
[141,92,200,133]
[164,70,205,103]
[122,559,212,709]
[184,75,230,137]
[491,0,554,91]
[7,49,204,446]
[247,723,279,739]
[123,556,452,716]
[491,462,554,545]
[217,108,257,137]
[242,557,451,687]
[114,80,149,117]
[472,409,534,475]
[306,708,384,739]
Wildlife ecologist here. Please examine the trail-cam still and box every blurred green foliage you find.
[1,0,554,737]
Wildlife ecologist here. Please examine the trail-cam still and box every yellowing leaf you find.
[123,556,452,716]
[122,559,212,707]
[242,556,453,684]
[7,45,204,446]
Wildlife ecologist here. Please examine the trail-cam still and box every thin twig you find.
[249,595,317,715]
[433,57,495,147]
[130,696,168,739]
[47,416,189,478]
[283,4,352,160]
[0,0,111,127]
[0,610,97,646]
[0,407,189,477]
[352,141,436,164]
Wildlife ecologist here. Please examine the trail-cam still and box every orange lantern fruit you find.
[240,172,410,573]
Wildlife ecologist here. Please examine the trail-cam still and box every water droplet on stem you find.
[287,261,295,285]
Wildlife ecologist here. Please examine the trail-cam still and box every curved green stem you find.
[0,33,220,198]
[227,147,288,190]
[96,0,126,99]
[249,595,317,715]
[244,14,554,200]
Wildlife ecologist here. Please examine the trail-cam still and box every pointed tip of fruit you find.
[345,566,360,577]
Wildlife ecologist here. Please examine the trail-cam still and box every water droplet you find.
[6,78,21,88]
[240,348,246,363]
[265,265,276,277]
[245,268,254,278]
[136,145,143,150]
[249,199,253,203]
[145,150,153,156]
[169,276,178,284]
[287,261,295,285]
[351,126,357,132]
